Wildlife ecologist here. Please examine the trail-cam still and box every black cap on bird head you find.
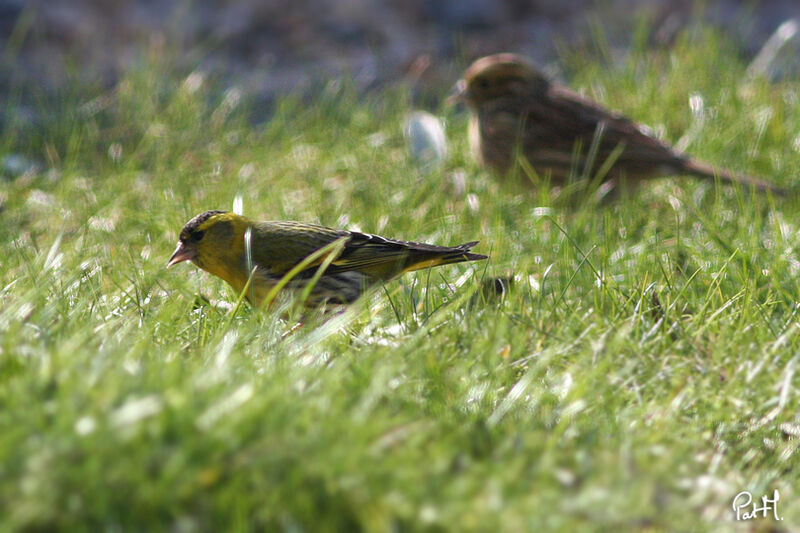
[179,210,227,241]
[167,210,228,267]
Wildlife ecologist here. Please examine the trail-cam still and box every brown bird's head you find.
[449,53,548,109]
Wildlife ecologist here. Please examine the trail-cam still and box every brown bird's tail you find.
[679,159,789,196]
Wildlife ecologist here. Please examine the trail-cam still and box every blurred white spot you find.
[561,399,586,418]
[291,144,320,170]
[404,110,447,170]
[467,193,480,212]
[465,383,489,406]
[220,87,242,112]
[750,106,775,158]
[43,234,63,272]
[211,87,242,125]
[108,143,123,162]
[196,384,254,430]
[89,216,115,232]
[553,372,573,399]
[793,132,800,153]
[367,132,387,148]
[754,106,775,129]
[123,358,140,376]
[419,505,438,524]
[244,226,253,284]
[74,416,96,436]
[689,93,704,118]
[380,323,405,338]
[232,194,244,215]
[16,302,33,320]
[780,422,800,437]
[676,94,707,152]
[111,395,162,427]
[215,331,237,369]
[749,19,800,80]
[27,189,54,207]
[488,371,534,427]
[778,19,799,40]
[183,71,205,93]
[554,468,576,486]
[238,163,255,181]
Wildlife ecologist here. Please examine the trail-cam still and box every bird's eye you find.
[192,230,205,242]
[477,78,490,90]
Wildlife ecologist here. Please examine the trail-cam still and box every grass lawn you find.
[2,30,800,531]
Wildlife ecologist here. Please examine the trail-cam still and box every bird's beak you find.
[445,79,467,108]
[167,242,195,267]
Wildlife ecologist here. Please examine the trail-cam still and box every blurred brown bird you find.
[451,53,785,194]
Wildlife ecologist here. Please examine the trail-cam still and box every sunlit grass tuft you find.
[2,29,800,531]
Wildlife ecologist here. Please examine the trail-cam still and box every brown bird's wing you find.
[515,87,787,193]
[507,84,688,181]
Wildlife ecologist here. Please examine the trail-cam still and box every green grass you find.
[3,30,800,531]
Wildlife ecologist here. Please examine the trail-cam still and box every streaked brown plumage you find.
[452,53,785,194]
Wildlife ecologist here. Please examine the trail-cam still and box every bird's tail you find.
[680,159,789,196]
[403,241,487,274]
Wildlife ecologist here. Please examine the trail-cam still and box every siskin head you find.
[451,53,546,109]
[167,210,252,288]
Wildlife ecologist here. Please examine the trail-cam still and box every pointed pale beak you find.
[167,242,195,267]
[445,79,467,108]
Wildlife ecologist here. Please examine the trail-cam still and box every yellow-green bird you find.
[167,210,487,307]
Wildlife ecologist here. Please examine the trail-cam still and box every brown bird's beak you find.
[445,79,467,108]
[166,242,195,267]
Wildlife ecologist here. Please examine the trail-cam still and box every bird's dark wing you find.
[250,222,485,280]
[249,221,350,275]
[328,232,486,280]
